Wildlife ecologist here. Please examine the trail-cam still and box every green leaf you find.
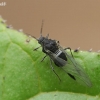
[28,92,100,100]
[0,18,100,100]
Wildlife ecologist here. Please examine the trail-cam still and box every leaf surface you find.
[0,18,100,100]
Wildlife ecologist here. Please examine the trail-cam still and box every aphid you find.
[33,21,92,87]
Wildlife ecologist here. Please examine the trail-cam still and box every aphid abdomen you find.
[54,52,67,67]
[58,52,67,62]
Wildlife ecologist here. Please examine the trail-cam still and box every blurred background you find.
[0,0,100,51]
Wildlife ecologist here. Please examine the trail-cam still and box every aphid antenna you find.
[40,20,44,37]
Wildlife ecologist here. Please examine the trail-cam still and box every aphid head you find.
[38,33,49,43]
[38,36,45,44]
[34,20,49,45]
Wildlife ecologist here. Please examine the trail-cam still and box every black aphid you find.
[33,21,92,87]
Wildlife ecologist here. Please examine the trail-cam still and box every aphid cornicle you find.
[33,21,92,87]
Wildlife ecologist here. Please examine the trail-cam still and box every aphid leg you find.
[50,58,61,82]
[31,35,38,40]
[33,46,41,51]
[41,55,47,62]
[64,47,74,59]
